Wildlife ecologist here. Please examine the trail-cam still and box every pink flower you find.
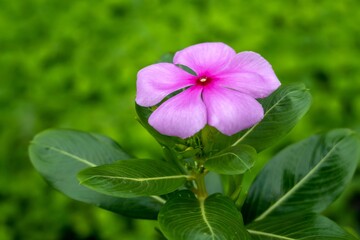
[136,42,281,139]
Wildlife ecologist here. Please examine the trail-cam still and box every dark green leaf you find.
[29,129,163,219]
[242,129,360,223]
[235,83,312,151]
[205,145,257,175]
[159,190,251,240]
[247,213,357,240]
[78,159,191,198]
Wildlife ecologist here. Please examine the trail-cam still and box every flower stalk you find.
[194,172,208,200]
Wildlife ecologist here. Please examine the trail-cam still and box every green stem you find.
[231,174,248,209]
[195,173,208,200]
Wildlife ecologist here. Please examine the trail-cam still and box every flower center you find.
[197,76,211,86]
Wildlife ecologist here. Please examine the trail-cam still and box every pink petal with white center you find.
[149,86,206,139]
[173,42,236,76]
[215,72,278,99]
[135,63,196,107]
[225,51,281,98]
[203,86,264,136]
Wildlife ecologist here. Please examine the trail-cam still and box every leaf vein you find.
[81,174,191,183]
[255,140,341,221]
[232,90,297,147]
[33,142,97,167]
[248,229,295,240]
[199,199,216,239]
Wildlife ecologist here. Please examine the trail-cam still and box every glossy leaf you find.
[29,129,163,219]
[234,83,311,152]
[247,213,357,240]
[242,129,360,223]
[78,159,191,198]
[205,145,257,175]
[159,190,251,240]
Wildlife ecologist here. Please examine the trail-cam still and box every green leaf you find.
[29,129,163,219]
[205,145,257,175]
[242,129,360,223]
[221,174,243,198]
[78,159,192,198]
[159,190,251,240]
[247,213,357,240]
[234,83,311,152]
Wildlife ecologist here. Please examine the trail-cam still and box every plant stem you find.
[195,173,208,200]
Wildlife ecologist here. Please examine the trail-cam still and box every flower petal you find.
[215,72,277,98]
[203,86,264,136]
[173,42,236,76]
[220,51,280,98]
[136,63,195,107]
[149,87,206,139]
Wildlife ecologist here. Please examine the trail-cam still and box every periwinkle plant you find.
[29,43,360,240]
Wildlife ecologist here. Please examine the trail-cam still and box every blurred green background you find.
[1,0,360,239]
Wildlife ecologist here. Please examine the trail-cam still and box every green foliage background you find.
[1,0,359,239]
